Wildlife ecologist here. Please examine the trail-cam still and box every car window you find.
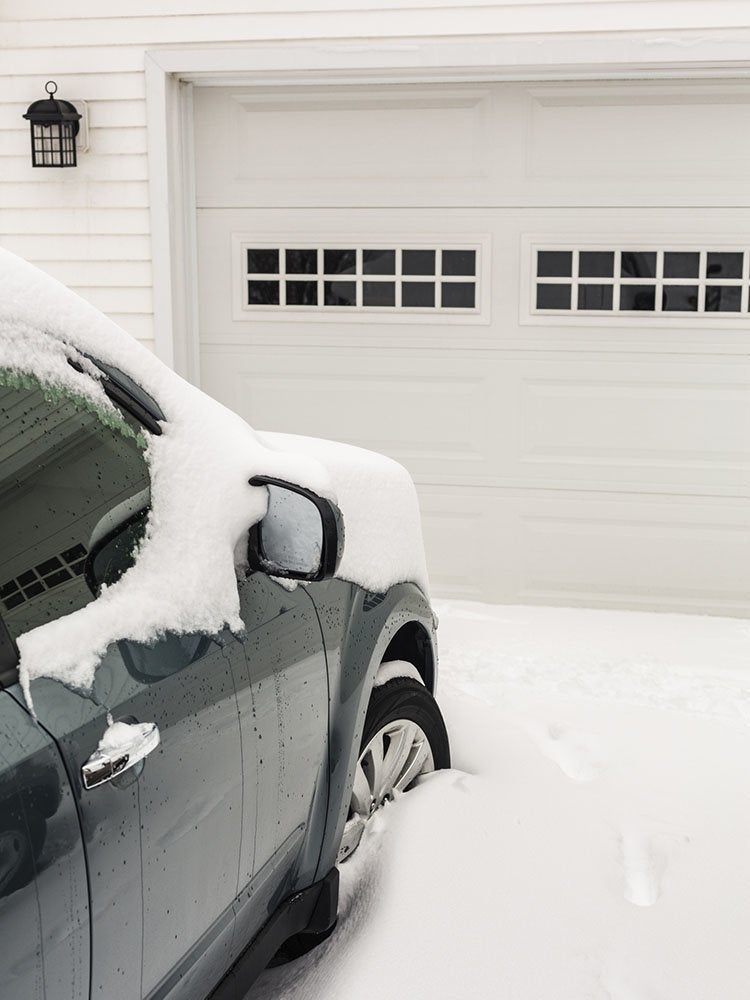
[87,509,149,593]
[0,370,151,643]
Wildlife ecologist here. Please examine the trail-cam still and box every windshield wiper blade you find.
[67,356,163,436]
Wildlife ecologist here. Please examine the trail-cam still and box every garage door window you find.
[242,245,478,313]
[533,248,748,315]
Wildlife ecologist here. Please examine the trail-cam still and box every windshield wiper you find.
[67,356,164,436]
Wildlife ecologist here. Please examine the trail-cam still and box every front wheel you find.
[338,675,450,863]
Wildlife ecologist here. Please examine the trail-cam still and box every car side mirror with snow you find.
[248,477,344,582]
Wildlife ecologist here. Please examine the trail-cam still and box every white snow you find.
[0,250,427,699]
[258,432,429,596]
[373,658,424,687]
[98,718,153,755]
[248,601,750,1000]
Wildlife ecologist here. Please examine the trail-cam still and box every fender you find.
[304,578,437,881]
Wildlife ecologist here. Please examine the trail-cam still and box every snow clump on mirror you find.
[0,249,428,705]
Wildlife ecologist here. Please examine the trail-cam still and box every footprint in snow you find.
[619,829,690,907]
[530,722,606,782]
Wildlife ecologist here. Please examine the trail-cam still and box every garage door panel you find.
[518,363,750,493]
[417,497,494,602]
[194,84,496,209]
[195,82,750,209]
[526,82,750,199]
[199,348,502,479]
[516,497,750,615]
[197,205,750,358]
[420,487,750,614]
[200,347,749,496]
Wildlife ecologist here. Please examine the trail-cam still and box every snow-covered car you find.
[0,250,450,1000]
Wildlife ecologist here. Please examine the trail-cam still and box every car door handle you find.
[82,721,160,790]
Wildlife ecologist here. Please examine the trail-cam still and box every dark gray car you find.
[0,356,449,1000]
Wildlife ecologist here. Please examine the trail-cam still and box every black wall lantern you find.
[23,81,81,168]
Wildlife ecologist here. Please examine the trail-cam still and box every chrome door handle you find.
[82,721,160,790]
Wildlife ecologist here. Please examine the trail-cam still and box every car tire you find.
[337,674,450,863]
[270,675,450,966]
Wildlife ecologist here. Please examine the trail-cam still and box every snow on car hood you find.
[257,432,428,598]
[0,249,428,702]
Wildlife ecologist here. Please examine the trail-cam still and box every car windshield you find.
[0,370,151,643]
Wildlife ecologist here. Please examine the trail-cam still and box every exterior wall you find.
[4,1,750,352]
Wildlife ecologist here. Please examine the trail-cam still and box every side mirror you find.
[248,477,344,582]
[0,616,19,688]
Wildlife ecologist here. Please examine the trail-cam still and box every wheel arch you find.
[381,620,435,693]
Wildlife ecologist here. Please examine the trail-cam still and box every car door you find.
[108,629,245,1000]
[0,686,89,1000]
[230,571,330,954]
[0,370,245,1000]
[26,624,246,1000]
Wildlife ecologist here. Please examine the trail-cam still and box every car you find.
[0,250,450,1000]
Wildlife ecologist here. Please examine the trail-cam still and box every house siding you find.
[2,0,750,352]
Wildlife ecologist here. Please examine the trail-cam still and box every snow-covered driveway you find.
[249,601,750,1000]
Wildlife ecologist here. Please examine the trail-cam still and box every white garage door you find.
[193,80,750,615]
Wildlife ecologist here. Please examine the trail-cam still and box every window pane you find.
[441,282,475,308]
[248,280,279,305]
[707,252,743,279]
[324,249,356,274]
[536,283,571,310]
[89,511,148,592]
[442,250,476,276]
[402,250,435,276]
[621,252,656,278]
[578,284,613,310]
[402,281,435,307]
[363,281,395,307]
[579,251,614,278]
[285,280,318,306]
[63,543,87,564]
[663,285,698,311]
[705,285,742,312]
[664,252,699,278]
[247,248,279,274]
[285,249,317,274]
[619,285,656,310]
[537,251,572,278]
[0,374,150,642]
[324,280,356,306]
[37,557,62,575]
[363,249,395,275]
